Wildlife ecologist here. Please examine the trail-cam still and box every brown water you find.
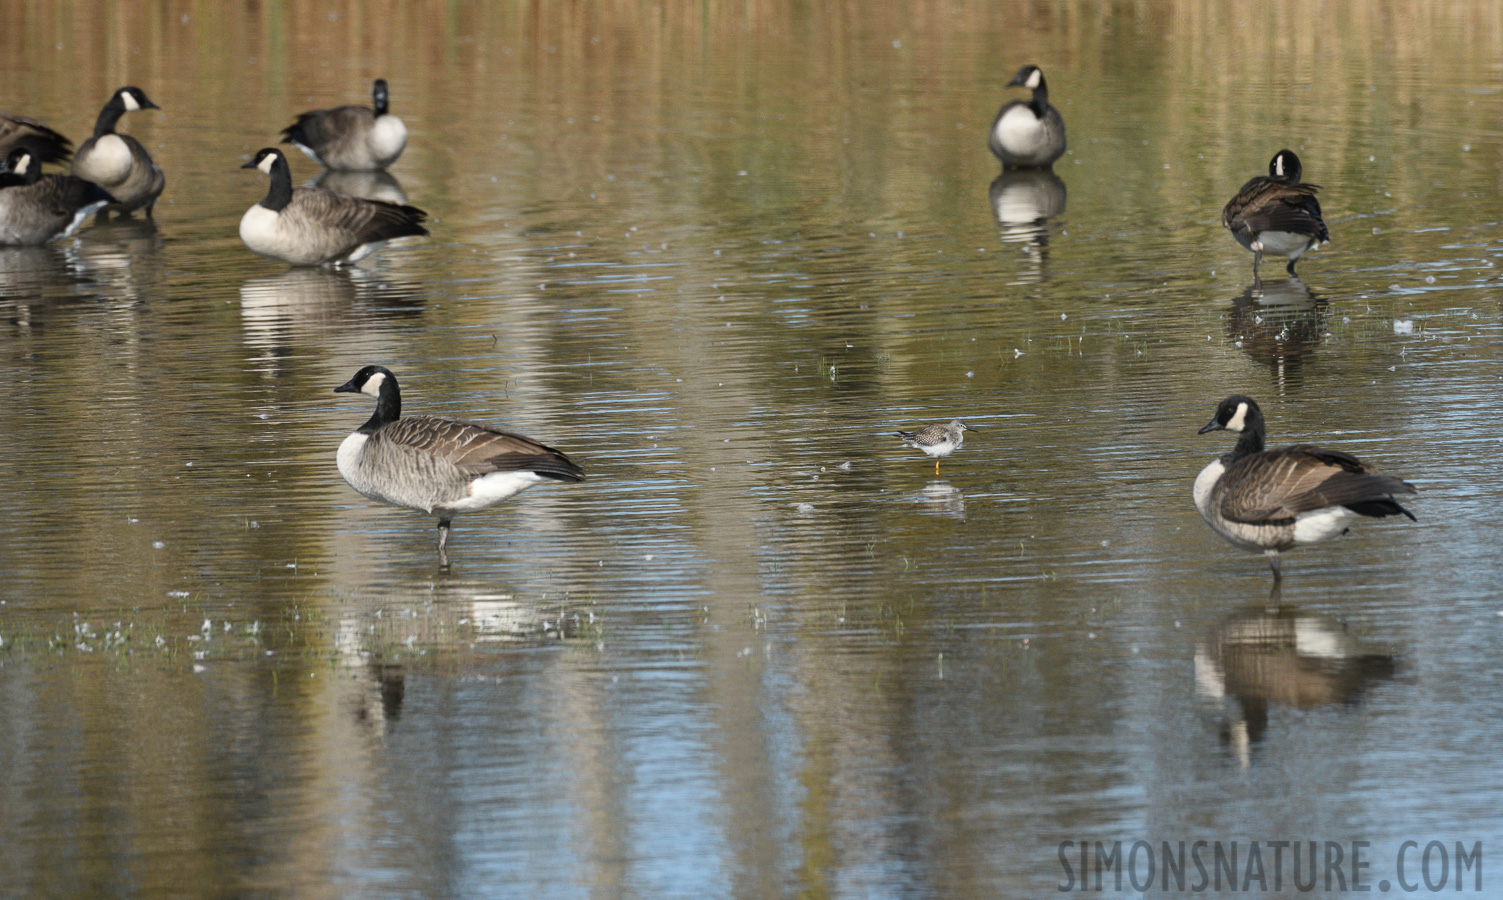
[2,2,1501,896]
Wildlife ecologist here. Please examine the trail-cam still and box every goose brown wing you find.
[288,187,428,245]
[0,113,72,164]
[40,174,114,216]
[375,415,585,481]
[1223,178,1328,241]
[281,105,372,149]
[1220,445,1413,522]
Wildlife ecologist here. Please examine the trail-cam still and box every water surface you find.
[1,2,1501,896]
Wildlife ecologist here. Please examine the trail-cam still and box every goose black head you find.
[0,147,38,183]
[372,79,391,116]
[94,86,160,137]
[112,86,161,113]
[1199,395,1263,435]
[241,147,289,175]
[336,365,401,430]
[1268,149,1302,183]
[1006,64,1047,92]
[335,364,398,398]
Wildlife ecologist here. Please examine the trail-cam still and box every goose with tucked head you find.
[1222,149,1330,279]
[282,79,408,172]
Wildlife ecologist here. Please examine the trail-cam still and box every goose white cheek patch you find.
[257,154,277,174]
[122,92,141,112]
[1026,69,1042,89]
[1225,402,1249,432]
[362,372,386,396]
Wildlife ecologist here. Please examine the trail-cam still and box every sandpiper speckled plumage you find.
[897,419,974,477]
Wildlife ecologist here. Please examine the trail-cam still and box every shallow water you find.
[2,1,1502,896]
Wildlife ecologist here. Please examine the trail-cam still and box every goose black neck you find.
[373,81,390,117]
[2,157,41,187]
[260,156,294,212]
[1228,413,1266,461]
[93,104,126,139]
[358,378,402,434]
[1030,81,1050,116]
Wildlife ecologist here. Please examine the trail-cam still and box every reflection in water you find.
[1195,594,1397,768]
[240,266,423,363]
[333,585,581,736]
[71,217,164,302]
[915,481,966,521]
[312,169,409,206]
[989,170,1066,272]
[0,245,76,308]
[1227,277,1326,393]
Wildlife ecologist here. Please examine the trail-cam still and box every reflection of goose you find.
[0,245,78,306]
[989,169,1066,251]
[313,169,408,205]
[1227,277,1325,388]
[240,267,359,352]
[1196,597,1396,764]
[70,217,163,300]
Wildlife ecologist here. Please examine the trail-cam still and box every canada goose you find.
[0,112,71,165]
[1222,149,1329,279]
[282,79,407,172]
[989,64,1067,169]
[333,365,585,566]
[240,148,427,266]
[1194,395,1415,580]
[70,87,164,218]
[896,420,974,476]
[0,147,114,245]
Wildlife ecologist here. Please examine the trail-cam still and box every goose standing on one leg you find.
[0,112,71,165]
[989,64,1067,169]
[1222,149,1330,280]
[0,146,114,245]
[239,148,427,266]
[1194,395,1415,581]
[282,79,408,172]
[70,87,164,218]
[333,365,586,567]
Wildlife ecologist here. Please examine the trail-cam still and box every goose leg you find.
[1265,580,1283,612]
[1252,249,1263,279]
[1285,257,1298,275]
[1265,549,1282,582]
[437,518,453,567]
